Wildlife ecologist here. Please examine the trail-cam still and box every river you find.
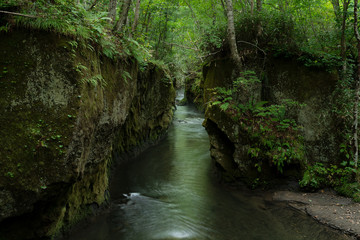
[66,92,350,240]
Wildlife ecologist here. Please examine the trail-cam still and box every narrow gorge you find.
[2,0,360,239]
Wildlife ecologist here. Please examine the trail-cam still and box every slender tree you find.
[354,0,360,169]
[220,0,227,17]
[341,0,351,72]
[108,0,117,23]
[130,0,141,38]
[331,0,340,19]
[115,0,132,32]
[140,0,152,35]
[256,0,262,39]
[211,0,216,25]
[225,0,242,70]
[256,0,262,11]
[330,0,350,72]
[250,0,254,15]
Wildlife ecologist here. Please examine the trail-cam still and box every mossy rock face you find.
[114,64,176,159]
[0,29,175,239]
[0,30,79,222]
[183,72,204,110]
[266,58,339,164]
[202,59,236,103]
[202,57,339,183]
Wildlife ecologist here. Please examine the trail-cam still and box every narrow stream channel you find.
[67,92,351,240]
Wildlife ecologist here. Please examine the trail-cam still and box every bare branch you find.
[163,42,199,51]
[0,10,37,18]
[202,50,222,59]
[237,40,266,56]
[237,40,267,70]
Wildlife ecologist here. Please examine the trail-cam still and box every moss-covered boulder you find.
[0,29,175,239]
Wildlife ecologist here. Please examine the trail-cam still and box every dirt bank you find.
[272,189,360,239]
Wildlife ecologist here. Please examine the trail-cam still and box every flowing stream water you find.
[67,92,351,240]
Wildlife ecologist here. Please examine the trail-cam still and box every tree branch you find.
[202,50,222,59]
[237,40,266,56]
[0,10,37,18]
[88,0,100,10]
[237,40,267,70]
[163,42,199,51]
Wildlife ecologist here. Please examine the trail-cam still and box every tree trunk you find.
[250,0,254,15]
[331,0,340,20]
[145,12,152,34]
[256,0,262,39]
[155,10,169,58]
[115,0,132,33]
[279,0,289,13]
[225,0,242,70]
[353,0,360,169]
[220,0,227,17]
[108,0,117,23]
[130,0,141,38]
[341,0,350,72]
[140,0,152,34]
[211,0,216,25]
[256,0,262,11]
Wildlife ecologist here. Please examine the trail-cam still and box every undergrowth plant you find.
[299,64,360,200]
[210,71,305,173]
[299,162,360,202]
[1,0,154,64]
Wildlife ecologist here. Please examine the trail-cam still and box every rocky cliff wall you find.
[0,29,175,239]
[198,57,338,183]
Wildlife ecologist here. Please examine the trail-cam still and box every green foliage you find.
[297,52,342,70]
[5,172,14,178]
[236,11,296,52]
[121,71,132,84]
[210,71,304,174]
[125,38,153,69]
[300,163,358,197]
[2,0,124,60]
[300,163,329,189]
[2,0,360,201]
[81,74,106,88]
[75,63,88,75]
[0,0,23,8]
[199,18,227,52]
[0,23,10,33]
[197,1,348,73]
[336,182,360,202]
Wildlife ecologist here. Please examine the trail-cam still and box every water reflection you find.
[66,95,351,240]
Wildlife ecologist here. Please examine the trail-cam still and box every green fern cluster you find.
[81,74,106,88]
[2,0,120,59]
